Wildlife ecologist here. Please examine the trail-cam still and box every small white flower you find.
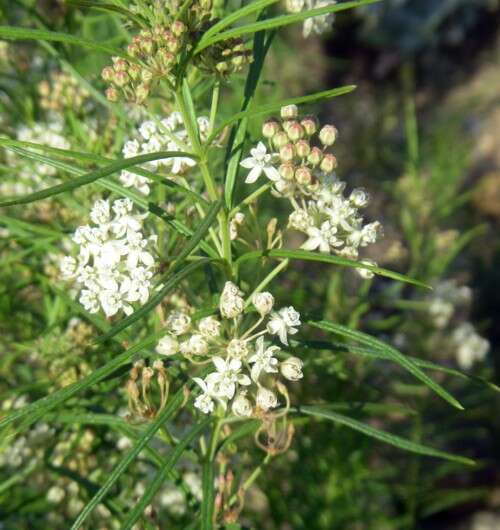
[205,357,251,400]
[267,306,301,345]
[357,259,377,280]
[166,311,192,335]
[90,199,111,225]
[240,142,280,184]
[231,393,253,417]
[256,386,278,411]
[156,335,179,356]
[226,339,249,359]
[193,378,215,414]
[280,357,304,381]
[248,336,280,382]
[219,281,245,319]
[252,291,274,316]
[180,334,209,356]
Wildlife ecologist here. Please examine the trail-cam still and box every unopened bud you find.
[114,70,129,87]
[140,36,154,55]
[127,42,141,57]
[105,87,119,102]
[141,69,153,82]
[101,66,114,83]
[272,131,289,149]
[295,166,312,185]
[112,57,128,72]
[279,162,295,181]
[279,143,295,162]
[157,48,175,69]
[301,117,317,136]
[320,153,338,173]
[216,61,229,74]
[319,124,338,146]
[136,83,150,103]
[128,63,141,81]
[172,20,186,37]
[287,122,304,141]
[281,104,298,119]
[295,139,311,158]
[308,146,323,166]
[262,119,280,139]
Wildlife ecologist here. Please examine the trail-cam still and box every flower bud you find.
[320,153,338,173]
[357,259,376,280]
[140,36,154,55]
[180,334,209,356]
[172,20,186,37]
[280,357,303,381]
[286,0,305,13]
[141,69,153,82]
[105,87,119,102]
[252,291,274,316]
[135,83,150,103]
[349,188,369,207]
[216,61,229,74]
[295,166,312,185]
[295,139,311,158]
[287,122,304,141]
[227,339,249,359]
[279,162,295,181]
[279,143,295,162]
[156,334,179,356]
[319,124,338,146]
[301,117,317,136]
[231,393,253,417]
[262,119,280,139]
[114,70,129,87]
[128,63,141,81]
[127,42,141,57]
[198,316,221,338]
[112,57,128,72]
[280,104,298,119]
[256,386,278,411]
[166,311,192,336]
[157,48,175,69]
[101,66,114,83]
[307,146,323,166]
[272,131,289,149]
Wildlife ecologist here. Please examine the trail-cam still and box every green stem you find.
[209,81,221,136]
[244,259,289,305]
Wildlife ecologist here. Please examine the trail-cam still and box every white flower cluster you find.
[452,322,489,370]
[59,198,157,317]
[285,0,336,38]
[240,105,381,260]
[155,282,304,416]
[120,111,210,195]
[428,280,472,328]
[2,120,70,197]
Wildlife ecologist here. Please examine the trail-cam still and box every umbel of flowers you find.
[155,282,304,417]
[59,198,157,317]
[102,1,252,103]
[120,111,210,195]
[240,104,382,260]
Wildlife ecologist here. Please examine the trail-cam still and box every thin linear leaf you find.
[201,451,216,530]
[202,0,280,42]
[195,0,380,52]
[121,419,211,530]
[0,25,133,60]
[299,406,474,465]
[70,387,189,530]
[236,249,429,288]
[309,320,464,410]
[0,150,196,206]
[208,85,355,144]
[224,22,274,208]
[67,0,145,25]
[0,332,163,436]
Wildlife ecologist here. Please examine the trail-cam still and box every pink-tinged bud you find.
[307,146,323,166]
[295,166,312,185]
[280,104,298,119]
[112,57,128,72]
[262,119,280,139]
[287,122,304,141]
[114,70,129,87]
[141,69,153,82]
[105,87,119,102]
[301,117,317,136]
[157,48,175,69]
[128,63,141,81]
[101,66,114,83]
[279,163,295,181]
[135,83,150,103]
[272,131,289,149]
[172,20,186,37]
[165,34,180,53]
[295,139,311,158]
[319,124,338,146]
[127,42,140,57]
[140,36,154,55]
[320,153,338,173]
[279,143,295,162]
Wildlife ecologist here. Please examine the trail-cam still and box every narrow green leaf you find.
[70,387,189,530]
[181,79,200,144]
[121,418,210,530]
[236,249,429,288]
[309,320,464,410]
[66,0,146,25]
[195,0,380,52]
[0,25,132,60]
[300,406,474,465]
[209,85,355,144]
[201,453,216,530]
[0,150,196,206]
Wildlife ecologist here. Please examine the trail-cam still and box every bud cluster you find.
[195,37,253,78]
[38,71,90,113]
[240,105,382,260]
[154,282,304,418]
[285,0,337,38]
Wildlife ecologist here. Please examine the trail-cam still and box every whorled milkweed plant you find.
[0,0,482,528]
